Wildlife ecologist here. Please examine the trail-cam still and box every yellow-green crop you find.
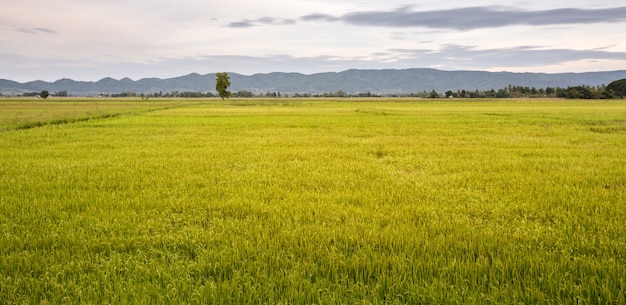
[1,98,625,304]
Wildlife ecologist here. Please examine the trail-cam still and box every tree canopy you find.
[607,79,626,98]
[215,72,231,100]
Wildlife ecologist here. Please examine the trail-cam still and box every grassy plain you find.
[0,98,625,304]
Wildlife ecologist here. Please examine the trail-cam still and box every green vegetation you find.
[215,72,232,100]
[607,78,626,98]
[1,98,625,304]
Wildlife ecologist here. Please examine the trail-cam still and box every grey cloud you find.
[227,21,254,28]
[300,13,339,22]
[591,45,619,51]
[307,6,626,29]
[257,17,297,25]
[16,27,58,34]
[388,45,626,68]
[158,46,626,75]
[227,17,296,28]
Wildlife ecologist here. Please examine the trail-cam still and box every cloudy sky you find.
[2,0,626,82]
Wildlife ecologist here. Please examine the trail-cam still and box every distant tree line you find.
[287,84,623,99]
[138,91,217,98]
[16,90,68,98]
[430,83,623,99]
[14,78,626,99]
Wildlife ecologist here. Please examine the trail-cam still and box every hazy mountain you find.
[2,68,626,96]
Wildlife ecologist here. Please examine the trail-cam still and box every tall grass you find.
[0,99,624,304]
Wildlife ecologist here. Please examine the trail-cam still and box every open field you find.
[1,98,625,304]
[0,98,190,131]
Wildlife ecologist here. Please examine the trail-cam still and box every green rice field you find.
[1,98,625,304]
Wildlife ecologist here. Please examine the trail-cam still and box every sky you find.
[2,0,626,82]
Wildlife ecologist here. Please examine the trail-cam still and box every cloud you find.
[227,17,296,28]
[227,5,626,31]
[257,17,297,25]
[4,44,626,82]
[300,13,339,22]
[387,45,626,69]
[228,21,254,28]
[304,6,626,29]
[15,27,58,35]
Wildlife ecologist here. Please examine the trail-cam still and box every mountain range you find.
[2,68,626,96]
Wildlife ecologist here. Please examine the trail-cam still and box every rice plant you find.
[0,98,624,304]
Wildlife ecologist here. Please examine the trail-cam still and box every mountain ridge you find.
[2,68,626,96]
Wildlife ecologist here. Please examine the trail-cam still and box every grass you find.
[0,98,625,304]
[0,97,190,131]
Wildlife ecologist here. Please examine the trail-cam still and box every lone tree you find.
[40,90,49,99]
[607,79,626,98]
[215,72,231,100]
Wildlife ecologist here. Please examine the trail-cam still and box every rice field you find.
[0,98,188,131]
[0,98,625,304]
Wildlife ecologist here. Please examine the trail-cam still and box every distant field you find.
[1,98,625,304]
[0,97,190,131]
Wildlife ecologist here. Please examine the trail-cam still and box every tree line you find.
[434,84,619,99]
[145,78,626,99]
